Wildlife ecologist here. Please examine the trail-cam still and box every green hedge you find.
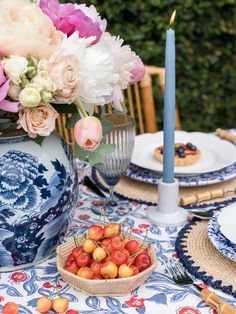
[61,0,236,131]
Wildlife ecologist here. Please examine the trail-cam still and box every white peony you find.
[60,32,119,108]
[2,56,28,84]
[76,41,119,107]
[100,33,137,90]
[19,86,41,107]
[60,32,95,57]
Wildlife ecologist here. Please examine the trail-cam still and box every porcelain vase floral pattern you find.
[0,132,78,271]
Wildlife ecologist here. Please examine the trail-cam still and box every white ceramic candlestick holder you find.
[147,178,188,227]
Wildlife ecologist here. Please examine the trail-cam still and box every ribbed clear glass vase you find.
[96,114,135,207]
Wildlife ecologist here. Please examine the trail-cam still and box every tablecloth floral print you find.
[0,187,235,314]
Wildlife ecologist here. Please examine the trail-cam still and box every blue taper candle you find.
[163,11,176,183]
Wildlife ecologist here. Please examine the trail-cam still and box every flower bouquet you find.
[0,0,144,164]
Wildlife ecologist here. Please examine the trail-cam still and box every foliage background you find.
[61,0,236,131]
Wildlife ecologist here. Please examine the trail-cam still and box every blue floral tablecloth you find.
[0,183,236,314]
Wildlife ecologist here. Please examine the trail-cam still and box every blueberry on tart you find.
[154,143,201,166]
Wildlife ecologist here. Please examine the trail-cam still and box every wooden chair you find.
[124,65,182,134]
[55,65,182,152]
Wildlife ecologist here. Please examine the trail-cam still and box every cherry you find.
[64,261,79,274]
[134,253,151,272]
[111,250,128,266]
[76,253,90,267]
[71,247,83,259]
[125,240,140,255]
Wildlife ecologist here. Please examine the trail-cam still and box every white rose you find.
[2,56,28,84]
[25,83,43,92]
[7,82,22,101]
[19,86,41,108]
[32,71,56,91]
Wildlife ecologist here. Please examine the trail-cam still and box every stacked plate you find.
[126,130,236,187]
[208,204,236,262]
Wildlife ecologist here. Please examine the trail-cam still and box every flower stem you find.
[74,99,88,118]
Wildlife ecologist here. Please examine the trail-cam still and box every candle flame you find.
[169,10,176,27]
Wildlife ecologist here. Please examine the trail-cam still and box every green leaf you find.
[74,144,89,162]
[101,119,114,136]
[66,112,80,129]
[88,143,116,166]
[0,109,7,117]
[32,136,45,146]
[51,102,77,114]
[0,118,12,130]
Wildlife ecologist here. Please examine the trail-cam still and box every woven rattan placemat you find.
[92,169,236,206]
[176,220,236,297]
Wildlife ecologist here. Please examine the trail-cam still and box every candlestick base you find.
[147,178,188,227]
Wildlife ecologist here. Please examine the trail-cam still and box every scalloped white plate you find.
[208,212,236,262]
[131,131,236,175]
[218,204,236,244]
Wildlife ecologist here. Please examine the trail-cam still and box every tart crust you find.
[154,147,201,166]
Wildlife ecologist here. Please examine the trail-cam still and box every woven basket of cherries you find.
[56,220,157,296]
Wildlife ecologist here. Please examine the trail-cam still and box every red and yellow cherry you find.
[88,225,103,241]
[122,237,130,247]
[122,248,130,258]
[65,310,79,314]
[90,261,102,275]
[101,238,113,254]
[118,264,134,278]
[52,297,69,313]
[71,247,83,259]
[103,255,111,263]
[130,265,139,276]
[64,261,79,274]
[77,267,94,279]
[76,252,90,267]
[92,274,103,280]
[125,240,140,255]
[2,302,19,314]
[92,247,107,262]
[103,223,120,238]
[100,261,118,279]
[111,250,128,266]
[65,253,75,265]
[110,235,125,251]
[83,239,97,254]
[134,253,151,271]
[36,297,53,313]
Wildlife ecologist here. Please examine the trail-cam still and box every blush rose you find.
[17,103,58,138]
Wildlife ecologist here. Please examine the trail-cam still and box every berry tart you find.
[154,143,201,166]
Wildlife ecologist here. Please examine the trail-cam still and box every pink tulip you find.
[130,56,145,84]
[40,0,103,44]
[74,116,103,152]
[0,62,19,113]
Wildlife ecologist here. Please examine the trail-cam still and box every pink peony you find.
[17,103,58,138]
[0,62,19,113]
[130,56,145,84]
[40,0,103,44]
[74,116,103,152]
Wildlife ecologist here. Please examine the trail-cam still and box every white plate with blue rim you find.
[217,204,236,244]
[131,131,236,176]
[208,211,236,262]
[125,161,236,187]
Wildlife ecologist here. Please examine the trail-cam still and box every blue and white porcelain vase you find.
[0,130,78,271]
